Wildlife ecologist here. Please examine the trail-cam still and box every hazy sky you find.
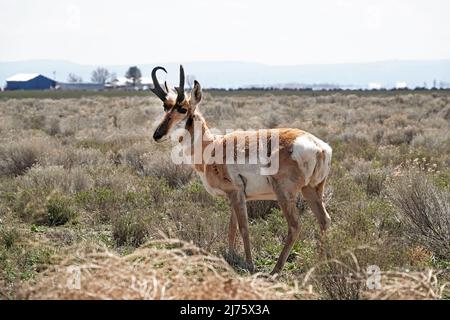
[1,0,449,65]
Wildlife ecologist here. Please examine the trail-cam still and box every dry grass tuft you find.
[20,239,447,300]
[0,138,51,176]
[20,239,316,300]
[362,270,446,300]
[304,248,448,300]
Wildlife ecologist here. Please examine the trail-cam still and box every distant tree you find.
[67,73,83,83]
[109,72,117,82]
[125,66,142,87]
[91,67,110,84]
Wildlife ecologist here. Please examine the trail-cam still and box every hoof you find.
[270,268,281,276]
[224,250,239,264]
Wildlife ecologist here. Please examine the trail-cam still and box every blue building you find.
[6,73,56,90]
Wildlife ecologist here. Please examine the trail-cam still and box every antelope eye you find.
[178,108,187,114]
[163,104,169,112]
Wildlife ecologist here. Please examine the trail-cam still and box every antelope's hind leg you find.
[301,180,331,232]
[270,178,302,275]
[301,180,331,258]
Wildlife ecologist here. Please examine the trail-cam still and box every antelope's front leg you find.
[228,191,254,272]
[228,210,238,254]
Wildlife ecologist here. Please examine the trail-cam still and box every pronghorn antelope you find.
[151,65,332,274]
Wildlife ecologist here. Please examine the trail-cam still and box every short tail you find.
[311,147,332,186]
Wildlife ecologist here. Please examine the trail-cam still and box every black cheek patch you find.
[157,115,171,135]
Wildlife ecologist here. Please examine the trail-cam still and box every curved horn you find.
[151,66,167,101]
[175,65,185,103]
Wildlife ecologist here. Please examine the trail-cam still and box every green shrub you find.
[45,191,76,226]
[1,243,54,299]
[247,200,279,219]
[75,187,121,222]
[13,189,76,226]
[112,210,150,247]
[0,227,19,249]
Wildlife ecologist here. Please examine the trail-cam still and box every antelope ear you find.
[190,80,202,108]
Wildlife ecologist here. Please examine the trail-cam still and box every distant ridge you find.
[1,59,450,89]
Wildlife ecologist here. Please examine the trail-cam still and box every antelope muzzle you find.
[153,116,171,141]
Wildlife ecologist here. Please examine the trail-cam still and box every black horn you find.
[151,66,167,101]
[175,65,185,103]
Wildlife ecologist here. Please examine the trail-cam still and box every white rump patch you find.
[291,135,318,184]
[291,134,332,186]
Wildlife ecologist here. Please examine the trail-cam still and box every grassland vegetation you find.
[0,92,449,299]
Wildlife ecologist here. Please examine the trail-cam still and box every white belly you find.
[226,164,276,200]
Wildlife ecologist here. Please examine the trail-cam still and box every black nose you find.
[153,130,163,141]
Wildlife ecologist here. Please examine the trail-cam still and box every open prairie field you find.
[1,91,450,299]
